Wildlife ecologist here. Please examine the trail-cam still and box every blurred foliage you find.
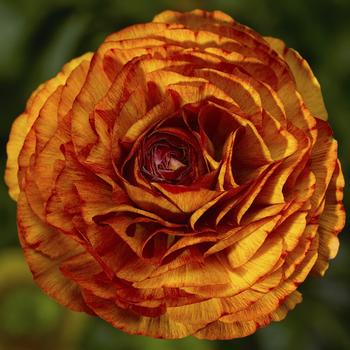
[0,0,349,349]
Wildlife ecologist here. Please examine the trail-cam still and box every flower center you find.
[140,131,196,185]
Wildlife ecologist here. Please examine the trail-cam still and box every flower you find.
[5,9,345,339]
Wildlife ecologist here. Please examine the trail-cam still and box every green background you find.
[0,0,349,349]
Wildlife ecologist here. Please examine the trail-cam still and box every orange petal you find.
[24,247,92,313]
[121,180,184,222]
[277,211,308,252]
[261,111,298,160]
[217,130,240,190]
[256,124,311,205]
[32,86,62,153]
[17,192,90,313]
[105,22,183,42]
[276,82,317,143]
[205,216,279,257]
[153,9,234,26]
[251,268,283,293]
[106,215,160,259]
[117,90,179,148]
[60,252,123,300]
[17,192,72,259]
[194,318,258,340]
[74,179,129,224]
[265,36,328,120]
[222,163,280,225]
[167,298,224,325]
[133,255,232,289]
[310,119,338,211]
[284,223,318,278]
[226,216,281,268]
[224,234,283,293]
[5,53,92,200]
[70,48,116,155]
[312,160,345,275]
[194,68,262,117]
[219,285,301,323]
[151,182,221,213]
[82,289,202,339]
[270,291,302,321]
[234,123,273,167]
[5,113,30,200]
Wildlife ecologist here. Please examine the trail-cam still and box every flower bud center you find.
[140,132,195,185]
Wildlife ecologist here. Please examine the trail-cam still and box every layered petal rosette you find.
[5,10,345,339]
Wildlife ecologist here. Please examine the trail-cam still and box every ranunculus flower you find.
[5,9,345,339]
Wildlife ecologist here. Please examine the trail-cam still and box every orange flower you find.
[5,10,345,339]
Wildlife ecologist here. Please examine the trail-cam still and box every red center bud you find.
[140,130,200,185]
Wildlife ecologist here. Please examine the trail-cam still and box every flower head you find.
[5,9,345,339]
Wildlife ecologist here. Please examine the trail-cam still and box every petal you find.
[284,223,318,278]
[5,53,92,200]
[133,255,232,289]
[226,216,281,268]
[224,234,283,293]
[312,160,345,275]
[60,252,131,301]
[17,192,90,313]
[194,318,258,340]
[151,183,221,213]
[219,286,301,323]
[167,298,224,325]
[121,180,184,221]
[269,291,302,322]
[82,290,202,339]
[106,215,162,260]
[261,112,298,161]
[310,119,338,211]
[153,9,234,26]
[5,113,28,200]
[265,36,328,120]
[105,22,183,42]
[24,247,92,313]
[205,216,280,257]
[277,211,308,252]
[194,68,262,117]
[33,86,63,153]
[256,123,311,205]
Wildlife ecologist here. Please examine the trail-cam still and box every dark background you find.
[0,0,349,349]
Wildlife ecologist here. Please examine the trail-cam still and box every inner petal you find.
[168,157,186,171]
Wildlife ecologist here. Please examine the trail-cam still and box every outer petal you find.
[265,36,328,120]
[82,289,204,339]
[4,113,28,200]
[312,160,346,275]
[5,53,93,200]
[17,192,91,313]
[153,9,234,26]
